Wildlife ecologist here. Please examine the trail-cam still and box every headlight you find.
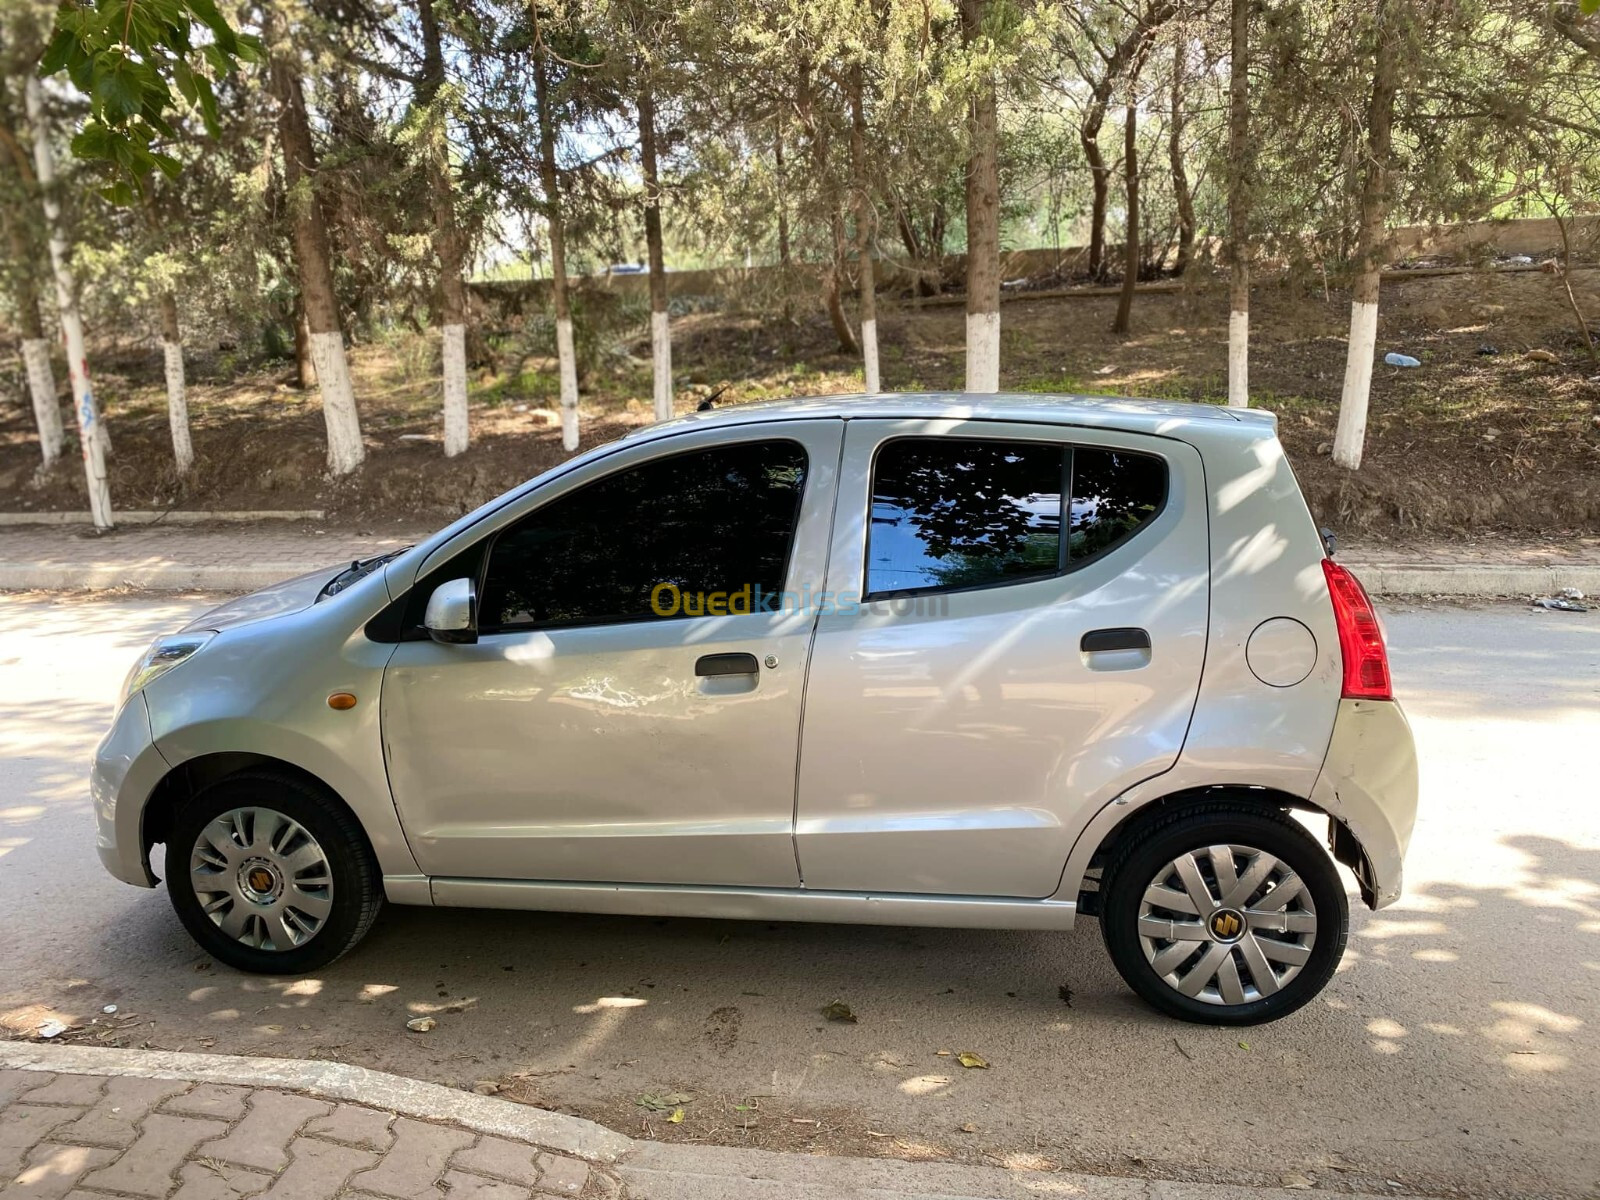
[120,632,215,704]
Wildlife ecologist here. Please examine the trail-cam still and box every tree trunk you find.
[774,114,793,322]
[3,215,61,466]
[270,49,364,474]
[823,211,860,355]
[159,291,193,475]
[419,0,469,457]
[1333,0,1401,471]
[962,0,1001,393]
[1227,0,1252,408]
[639,81,673,421]
[1113,101,1139,335]
[850,65,879,394]
[1169,40,1195,277]
[1080,105,1111,281]
[293,300,317,388]
[534,44,579,451]
[24,77,111,527]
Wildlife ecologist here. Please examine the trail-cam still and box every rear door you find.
[794,418,1209,898]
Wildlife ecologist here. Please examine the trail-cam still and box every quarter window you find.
[479,440,808,629]
[865,438,1166,598]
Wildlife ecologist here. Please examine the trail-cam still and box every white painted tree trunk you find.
[1333,300,1379,470]
[650,310,672,422]
[966,312,1000,393]
[1227,310,1249,408]
[556,316,579,451]
[308,330,365,475]
[25,77,112,529]
[862,319,880,393]
[442,323,469,457]
[21,338,62,466]
[163,340,193,475]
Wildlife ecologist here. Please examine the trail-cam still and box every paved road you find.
[2,594,1596,1198]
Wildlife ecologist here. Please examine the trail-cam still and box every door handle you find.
[1080,627,1150,653]
[695,652,760,677]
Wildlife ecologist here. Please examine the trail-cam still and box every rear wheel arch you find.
[1070,785,1377,915]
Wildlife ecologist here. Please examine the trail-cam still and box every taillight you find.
[1322,559,1392,701]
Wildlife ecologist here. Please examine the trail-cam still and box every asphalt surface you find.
[1,593,1596,1198]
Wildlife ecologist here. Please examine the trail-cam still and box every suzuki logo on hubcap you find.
[1209,909,1245,941]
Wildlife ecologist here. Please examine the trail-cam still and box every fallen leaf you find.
[471,1080,500,1095]
[956,1051,989,1069]
[959,1123,977,1133]
[405,1017,437,1033]
[636,1091,694,1112]
[1281,1173,1314,1190]
[1057,985,1073,1007]
[668,1108,684,1124]
[934,1049,951,1057]
[821,1001,858,1023]
[1237,1041,1250,1051]
[1526,349,1559,364]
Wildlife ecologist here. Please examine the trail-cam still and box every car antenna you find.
[696,385,730,412]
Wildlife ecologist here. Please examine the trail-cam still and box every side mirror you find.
[424,578,478,645]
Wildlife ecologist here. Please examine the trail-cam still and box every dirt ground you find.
[3,266,1598,538]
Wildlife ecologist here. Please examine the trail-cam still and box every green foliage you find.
[40,0,259,197]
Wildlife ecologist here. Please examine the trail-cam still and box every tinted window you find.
[867,439,1064,596]
[1068,448,1167,561]
[865,438,1167,598]
[479,441,807,628]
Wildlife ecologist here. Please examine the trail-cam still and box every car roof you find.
[624,391,1277,445]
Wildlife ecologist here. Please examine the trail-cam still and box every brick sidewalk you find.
[0,1070,612,1200]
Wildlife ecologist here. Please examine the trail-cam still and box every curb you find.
[1350,563,1600,598]
[0,510,324,527]
[0,563,339,592]
[0,1041,632,1163]
[0,1044,1422,1200]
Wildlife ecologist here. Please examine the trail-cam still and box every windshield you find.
[317,548,410,601]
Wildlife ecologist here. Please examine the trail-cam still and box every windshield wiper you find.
[318,548,409,600]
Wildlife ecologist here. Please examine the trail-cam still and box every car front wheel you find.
[1100,804,1349,1025]
[167,773,383,974]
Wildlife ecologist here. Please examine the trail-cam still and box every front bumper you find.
[1308,698,1419,909]
[91,693,171,887]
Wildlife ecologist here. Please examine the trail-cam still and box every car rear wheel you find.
[167,773,383,974]
[1100,804,1348,1024]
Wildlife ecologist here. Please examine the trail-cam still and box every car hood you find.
[180,566,339,634]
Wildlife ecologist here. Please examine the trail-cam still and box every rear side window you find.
[479,440,808,629]
[865,438,1166,598]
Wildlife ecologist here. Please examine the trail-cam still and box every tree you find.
[25,75,112,527]
[1225,0,1251,407]
[532,17,579,452]
[1332,0,1402,471]
[1167,36,1196,277]
[417,0,471,456]
[962,0,1000,393]
[0,68,62,466]
[850,62,879,393]
[269,24,364,475]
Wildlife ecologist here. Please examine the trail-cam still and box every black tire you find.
[167,772,383,974]
[1100,802,1348,1025]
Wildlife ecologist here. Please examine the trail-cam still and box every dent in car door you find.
[794,419,1209,898]
[380,419,843,887]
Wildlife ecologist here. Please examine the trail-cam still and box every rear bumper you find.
[1309,698,1418,909]
[91,693,170,888]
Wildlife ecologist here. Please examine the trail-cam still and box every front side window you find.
[865,437,1166,598]
[479,440,808,629]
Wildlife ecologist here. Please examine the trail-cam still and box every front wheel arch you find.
[142,753,366,883]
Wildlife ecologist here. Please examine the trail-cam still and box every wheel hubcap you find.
[190,807,333,951]
[1137,844,1318,1006]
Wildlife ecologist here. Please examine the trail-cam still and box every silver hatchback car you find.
[94,394,1417,1024]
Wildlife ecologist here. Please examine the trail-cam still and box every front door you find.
[382,420,843,886]
[794,419,1210,898]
